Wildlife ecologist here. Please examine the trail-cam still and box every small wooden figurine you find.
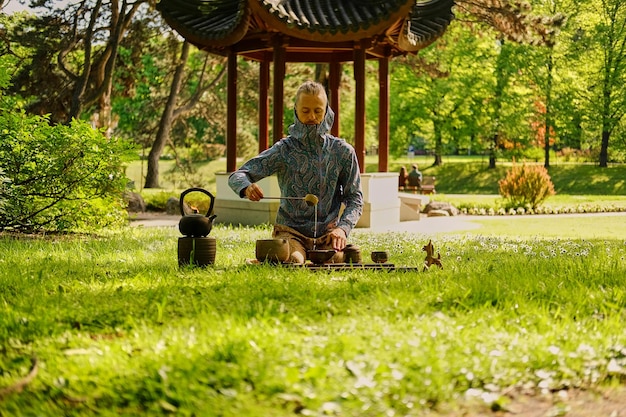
[422,239,443,271]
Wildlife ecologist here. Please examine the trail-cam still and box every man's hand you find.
[328,227,347,251]
[244,183,264,201]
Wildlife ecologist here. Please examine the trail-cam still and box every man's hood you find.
[287,105,335,143]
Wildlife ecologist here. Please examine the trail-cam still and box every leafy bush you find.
[142,190,177,211]
[141,190,214,214]
[0,111,131,232]
[521,147,544,162]
[557,147,585,162]
[589,146,626,164]
[188,143,226,161]
[498,164,555,209]
[237,128,259,161]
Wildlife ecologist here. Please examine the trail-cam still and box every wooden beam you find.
[284,51,354,63]
[354,41,366,174]
[259,59,270,152]
[329,61,341,137]
[240,49,401,63]
[273,37,286,143]
[378,55,390,172]
[226,50,237,173]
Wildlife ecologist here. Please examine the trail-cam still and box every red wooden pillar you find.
[378,55,390,173]
[273,37,286,143]
[226,50,238,172]
[259,58,270,152]
[329,61,341,137]
[354,42,366,173]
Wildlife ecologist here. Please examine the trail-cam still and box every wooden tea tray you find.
[287,263,421,272]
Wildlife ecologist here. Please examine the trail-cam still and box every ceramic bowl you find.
[308,249,336,264]
[256,239,290,263]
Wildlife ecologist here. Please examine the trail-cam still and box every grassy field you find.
[380,155,626,196]
[1,218,626,415]
[454,213,626,239]
[3,157,623,415]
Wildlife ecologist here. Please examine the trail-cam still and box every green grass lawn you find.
[380,156,626,195]
[448,213,626,239]
[2,219,626,416]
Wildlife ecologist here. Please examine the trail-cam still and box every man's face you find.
[295,92,327,125]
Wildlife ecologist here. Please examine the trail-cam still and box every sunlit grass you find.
[461,214,626,239]
[1,222,626,416]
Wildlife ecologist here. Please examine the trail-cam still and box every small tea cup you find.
[371,250,389,263]
[343,244,362,264]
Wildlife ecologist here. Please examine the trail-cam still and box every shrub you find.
[142,191,176,212]
[0,111,131,232]
[498,164,555,210]
[521,147,544,162]
[188,143,225,162]
[557,147,580,162]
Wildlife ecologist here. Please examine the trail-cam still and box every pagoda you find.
[158,0,456,173]
[157,0,455,227]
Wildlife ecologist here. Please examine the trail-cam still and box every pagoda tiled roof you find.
[158,0,455,58]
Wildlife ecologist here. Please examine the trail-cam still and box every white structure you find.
[214,172,420,228]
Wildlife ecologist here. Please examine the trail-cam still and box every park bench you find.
[401,176,437,194]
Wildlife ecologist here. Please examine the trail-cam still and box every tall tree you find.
[143,40,225,188]
[591,0,626,167]
[8,0,147,132]
[488,38,513,169]
[453,1,567,168]
[391,21,498,166]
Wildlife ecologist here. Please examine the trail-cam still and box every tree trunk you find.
[432,120,443,166]
[544,52,553,169]
[599,129,610,167]
[144,41,190,188]
[489,133,498,169]
[489,38,508,170]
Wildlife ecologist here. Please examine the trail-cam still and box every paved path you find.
[129,213,180,228]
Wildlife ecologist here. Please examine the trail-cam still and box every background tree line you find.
[1,0,625,192]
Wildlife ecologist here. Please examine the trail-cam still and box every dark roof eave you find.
[248,0,417,43]
[157,0,251,47]
[156,0,456,55]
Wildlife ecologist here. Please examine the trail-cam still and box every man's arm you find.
[227,146,281,198]
[337,150,363,237]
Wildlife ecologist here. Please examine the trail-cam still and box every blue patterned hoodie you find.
[228,106,363,238]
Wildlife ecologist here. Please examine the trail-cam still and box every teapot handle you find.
[179,187,216,217]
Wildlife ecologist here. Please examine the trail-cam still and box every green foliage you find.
[141,190,176,211]
[503,146,545,162]
[235,128,258,161]
[140,190,214,215]
[0,111,132,232]
[189,143,226,161]
[498,164,556,209]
